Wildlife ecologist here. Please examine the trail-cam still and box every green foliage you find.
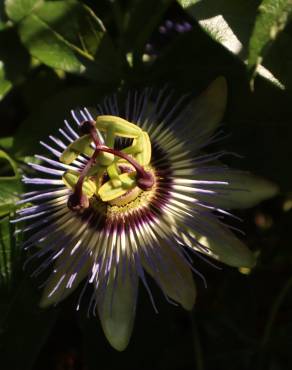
[0,150,22,216]
[0,217,14,284]
[5,0,42,22]
[0,178,22,216]
[180,0,292,87]
[4,0,122,85]
[248,0,292,81]
[179,0,261,56]
[17,0,120,80]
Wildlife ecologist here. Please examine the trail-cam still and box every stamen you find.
[94,146,154,191]
[67,122,100,211]
[68,120,154,211]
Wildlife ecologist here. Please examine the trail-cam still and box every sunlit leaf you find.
[178,0,261,58]
[18,0,121,81]
[248,0,292,81]
[5,0,42,22]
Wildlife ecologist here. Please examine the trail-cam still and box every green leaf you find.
[0,62,12,99]
[0,136,13,151]
[248,0,292,79]
[178,0,291,87]
[0,178,22,216]
[5,0,42,22]
[0,150,22,216]
[0,1,9,30]
[0,149,18,175]
[0,217,13,284]
[18,0,121,81]
[179,0,261,58]
[0,216,22,289]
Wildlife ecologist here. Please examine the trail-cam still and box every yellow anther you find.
[135,131,151,165]
[96,115,142,138]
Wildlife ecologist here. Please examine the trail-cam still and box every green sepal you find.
[181,217,256,268]
[60,134,94,164]
[142,242,196,310]
[98,172,136,202]
[193,170,279,209]
[62,170,96,197]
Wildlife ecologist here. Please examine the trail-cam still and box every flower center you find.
[59,116,155,212]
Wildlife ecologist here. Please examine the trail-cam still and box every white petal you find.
[40,245,90,308]
[98,268,138,351]
[142,243,196,310]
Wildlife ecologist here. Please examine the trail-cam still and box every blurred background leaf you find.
[5,0,43,22]
[7,0,123,82]
[178,0,260,58]
[248,0,292,84]
[0,149,22,216]
[179,0,292,88]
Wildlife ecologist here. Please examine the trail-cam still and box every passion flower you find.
[15,77,277,350]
